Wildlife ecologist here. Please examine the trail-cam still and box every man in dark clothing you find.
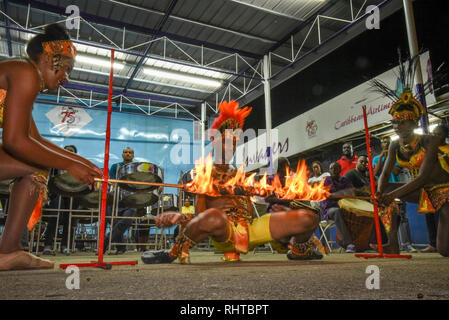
[345,155,369,189]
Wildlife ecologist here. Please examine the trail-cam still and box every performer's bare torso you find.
[204,195,250,212]
[195,164,254,217]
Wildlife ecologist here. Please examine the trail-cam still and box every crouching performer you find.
[142,101,325,264]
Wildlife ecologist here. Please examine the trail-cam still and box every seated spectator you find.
[320,162,356,252]
[344,155,370,190]
[308,161,330,186]
[181,198,195,215]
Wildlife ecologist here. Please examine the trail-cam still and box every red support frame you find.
[60,49,137,270]
[354,106,411,259]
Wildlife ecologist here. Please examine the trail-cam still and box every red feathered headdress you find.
[209,100,252,138]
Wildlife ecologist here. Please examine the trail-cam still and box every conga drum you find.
[336,198,374,252]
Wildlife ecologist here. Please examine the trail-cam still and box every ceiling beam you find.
[63,82,200,107]
[203,0,337,107]
[107,0,277,45]
[124,0,179,92]
[10,0,263,60]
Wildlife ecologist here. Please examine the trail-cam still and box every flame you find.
[185,156,330,201]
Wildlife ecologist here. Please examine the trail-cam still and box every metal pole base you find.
[59,260,137,270]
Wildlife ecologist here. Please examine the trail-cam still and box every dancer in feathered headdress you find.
[372,52,449,257]
[142,101,326,265]
[210,100,252,134]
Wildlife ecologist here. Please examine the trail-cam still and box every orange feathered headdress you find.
[210,100,252,138]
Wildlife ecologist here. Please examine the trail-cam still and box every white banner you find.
[45,104,93,138]
[237,51,435,171]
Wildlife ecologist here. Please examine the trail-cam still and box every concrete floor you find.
[0,250,448,300]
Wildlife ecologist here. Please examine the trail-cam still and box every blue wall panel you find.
[32,102,197,195]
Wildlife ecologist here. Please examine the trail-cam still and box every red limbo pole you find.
[60,49,137,269]
[354,106,411,259]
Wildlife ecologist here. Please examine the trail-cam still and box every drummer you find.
[344,155,390,250]
[103,147,138,255]
[0,24,102,271]
[110,147,134,179]
[321,162,356,253]
[344,155,370,190]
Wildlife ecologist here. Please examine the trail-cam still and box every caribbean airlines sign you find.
[237,51,435,171]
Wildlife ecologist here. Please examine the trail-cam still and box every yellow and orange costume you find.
[371,55,449,217]
[167,101,324,263]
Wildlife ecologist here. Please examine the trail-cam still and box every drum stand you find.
[355,106,411,259]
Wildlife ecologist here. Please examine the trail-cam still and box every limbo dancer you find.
[372,54,449,257]
[0,24,102,271]
[142,100,325,264]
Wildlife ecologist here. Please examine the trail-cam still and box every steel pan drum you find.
[0,179,12,197]
[118,162,163,192]
[151,193,179,215]
[48,171,91,197]
[120,189,159,209]
[79,188,159,210]
[78,182,113,209]
[181,169,195,184]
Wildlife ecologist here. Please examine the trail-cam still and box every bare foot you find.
[0,251,54,271]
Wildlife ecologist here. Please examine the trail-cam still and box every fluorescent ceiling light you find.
[143,68,222,88]
[145,58,230,80]
[76,55,124,70]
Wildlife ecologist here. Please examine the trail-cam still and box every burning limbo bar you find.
[97,157,332,202]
